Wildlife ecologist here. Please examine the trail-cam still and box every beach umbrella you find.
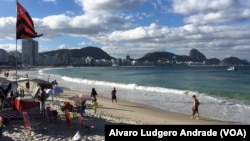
[46,88,63,95]
[45,89,52,99]
[70,94,92,103]
[53,86,63,95]
[46,89,53,95]
[46,86,63,101]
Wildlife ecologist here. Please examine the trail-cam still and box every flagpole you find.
[15,1,43,91]
[15,39,18,82]
[15,0,18,93]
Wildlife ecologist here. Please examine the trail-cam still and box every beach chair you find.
[46,107,57,123]
[64,111,76,129]
[64,101,73,112]
[22,112,38,130]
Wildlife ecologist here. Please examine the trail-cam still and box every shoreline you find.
[90,94,231,125]
[0,69,235,140]
[57,86,232,125]
[1,68,234,125]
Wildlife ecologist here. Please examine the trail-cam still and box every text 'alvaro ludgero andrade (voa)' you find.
[105,125,250,141]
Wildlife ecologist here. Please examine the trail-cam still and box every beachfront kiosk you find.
[0,78,52,119]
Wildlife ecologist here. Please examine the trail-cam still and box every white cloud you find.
[172,0,233,15]
[0,17,16,39]
[65,11,75,16]
[107,23,169,42]
[78,42,86,46]
[171,0,250,25]
[75,0,145,14]
[43,15,71,29]
[58,44,68,49]
[98,22,250,60]
[42,0,57,3]
[0,43,21,52]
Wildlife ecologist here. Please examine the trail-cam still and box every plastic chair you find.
[64,111,76,128]
[64,101,72,111]
[77,113,85,129]
[46,107,57,123]
[22,112,38,130]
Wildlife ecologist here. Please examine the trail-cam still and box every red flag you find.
[16,1,43,39]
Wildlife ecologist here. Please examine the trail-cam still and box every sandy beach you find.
[0,69,232,141]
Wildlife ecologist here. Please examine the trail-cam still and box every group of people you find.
[90,87,200,120]
[39,84,199,120]
[90,87,117,103]
[37,80,59,117]
[87,87,118,115]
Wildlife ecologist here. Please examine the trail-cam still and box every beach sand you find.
[0,71,231,141]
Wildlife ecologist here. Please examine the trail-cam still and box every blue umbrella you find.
[46,89,53,95]
[46,86,63,101]
[53,86,63,95]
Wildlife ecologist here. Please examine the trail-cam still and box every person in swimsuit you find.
[191,95,200,120]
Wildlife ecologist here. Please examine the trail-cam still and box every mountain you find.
[39,47,249,66]
[205,58,221,65]
[137,52,176,61]
[189,49,207,62]
[220,57,250,66]
[137,48,206,62]
[39,46,115,60]
[137,48,249,65]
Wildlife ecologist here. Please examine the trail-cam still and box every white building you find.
[22,39,38,66]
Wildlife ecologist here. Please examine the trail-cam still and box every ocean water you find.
[23,66,250,124]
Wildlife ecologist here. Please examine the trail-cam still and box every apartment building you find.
[22,39,38,66]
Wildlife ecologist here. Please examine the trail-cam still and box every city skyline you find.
[0,0,250,61]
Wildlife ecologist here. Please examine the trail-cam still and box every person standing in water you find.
[111,87,117,103]
[191,95,200,120]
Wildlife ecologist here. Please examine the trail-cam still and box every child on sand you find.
[92,99,98,114]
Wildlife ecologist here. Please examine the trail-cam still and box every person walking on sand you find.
[191,95,200,120]
[77,100,86,117]
[111,87,117,103]
[90,88,97,102]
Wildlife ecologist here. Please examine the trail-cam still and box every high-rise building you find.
[22,39,38,66]
[0,49,9,65]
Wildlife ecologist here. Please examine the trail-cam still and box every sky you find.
[0,0,250,61]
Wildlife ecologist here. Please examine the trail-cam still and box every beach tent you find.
[0,78,42,119]
[0,77,53,100]
[29,79,53,100]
